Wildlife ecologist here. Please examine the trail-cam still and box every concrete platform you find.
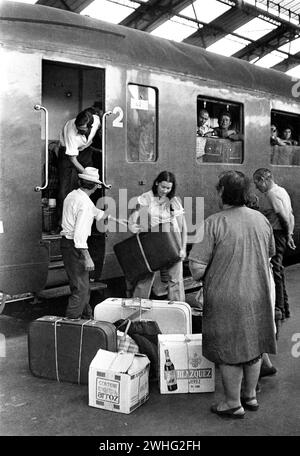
[0,265,300,437]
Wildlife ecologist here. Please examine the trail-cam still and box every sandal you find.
[211,404,245,419]
[241,396,259,411]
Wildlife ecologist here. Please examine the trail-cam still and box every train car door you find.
[41,61,106,281]
[0,51,49,296]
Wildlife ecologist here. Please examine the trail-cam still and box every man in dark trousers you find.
[60,167,109,319]
[253,168,296,323]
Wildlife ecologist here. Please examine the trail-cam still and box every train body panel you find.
[0,48,49,295]
[1,1,300,297]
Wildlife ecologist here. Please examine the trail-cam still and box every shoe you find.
[259,365,277,378]
[241,396,259,411]
[210,404,245,419]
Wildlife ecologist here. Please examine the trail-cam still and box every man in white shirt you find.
[253,168,296,321]
[60,167,108,319]
[57,109,101,225]
[197,109,213,137]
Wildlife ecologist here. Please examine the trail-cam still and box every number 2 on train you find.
[112,106,124,128]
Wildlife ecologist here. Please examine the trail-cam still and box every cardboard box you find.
[88,349,150,414]
[158,334,215,394]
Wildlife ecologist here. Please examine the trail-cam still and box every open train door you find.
[41,61,106,284]
[0,51,49,296]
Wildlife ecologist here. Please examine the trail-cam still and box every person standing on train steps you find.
[128,171,187,302]
[57,109,101,226]
[60,167,110,319]
[253,168,296,322]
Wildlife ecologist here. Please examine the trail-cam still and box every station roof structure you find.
[14,0,300,77]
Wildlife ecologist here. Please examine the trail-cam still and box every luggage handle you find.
[121,297,152,310]
[121,298,153,321]
[117,319,132,339]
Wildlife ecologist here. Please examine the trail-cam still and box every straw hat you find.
[78,167,102,185]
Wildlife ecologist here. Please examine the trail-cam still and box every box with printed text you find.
[158,334,215,394]
[88,349,150,414]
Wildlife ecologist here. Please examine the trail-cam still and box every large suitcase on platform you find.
[28,316,117,384]
[94,298,192,334]
[113,229,181,284]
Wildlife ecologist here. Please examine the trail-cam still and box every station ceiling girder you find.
[120,0,192,32]
[36,0,300,73]
[232,24,300,61]
[183,5,258,48]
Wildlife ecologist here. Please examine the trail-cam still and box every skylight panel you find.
[285,65,300,79]
[181,0,231,24]
[206,35,250,57]
[81,0,137,24]
[233,17,277,41]
[278,38,300,55]
[151,18,197,42]
[254,51,286,68]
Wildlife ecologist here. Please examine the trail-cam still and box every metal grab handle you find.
[34,104,49,192]
[101,110,113,189]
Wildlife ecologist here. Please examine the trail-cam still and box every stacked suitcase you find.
[93,298,192,334]
[28,316,117,384]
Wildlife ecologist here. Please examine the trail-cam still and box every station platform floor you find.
[0,265,300,438]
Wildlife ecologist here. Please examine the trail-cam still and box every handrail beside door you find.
[34,104,49,192]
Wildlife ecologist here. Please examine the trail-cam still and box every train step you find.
[42,233,62,262]
[37,281,107,300]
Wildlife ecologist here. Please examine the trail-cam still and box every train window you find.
[127,84,157,162]
[196,96,243,164]
[270,110,300,166]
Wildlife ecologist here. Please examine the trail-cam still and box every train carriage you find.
[0,1,300,305]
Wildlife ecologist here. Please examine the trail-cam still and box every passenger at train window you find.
[197,109,213,137]
[60,167,110,319]
[280,126,298,146]
[57,109,101,226]
[189,170,276,419]
[212,111,241,141]
[128,171,187,302]
[270,124,285,146]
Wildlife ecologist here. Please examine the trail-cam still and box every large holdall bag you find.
[113,228,181,284]
[28,316,117,384]
[94,298,192,334]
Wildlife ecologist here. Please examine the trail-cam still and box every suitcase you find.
[28,316,117,384]
[202,138,242,164]
[113,228,181,284]
[94,298,192,334]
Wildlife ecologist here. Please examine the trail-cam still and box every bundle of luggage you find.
[28,298,214,414]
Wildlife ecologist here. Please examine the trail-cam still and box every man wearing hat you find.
[60,167,109,319]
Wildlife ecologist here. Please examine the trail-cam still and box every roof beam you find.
[37,0,94,13]
[183,5,258,47]
[232,24,299,61]
[120,0,192,32]
[220,0,300,27]
[271,51,300,72]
